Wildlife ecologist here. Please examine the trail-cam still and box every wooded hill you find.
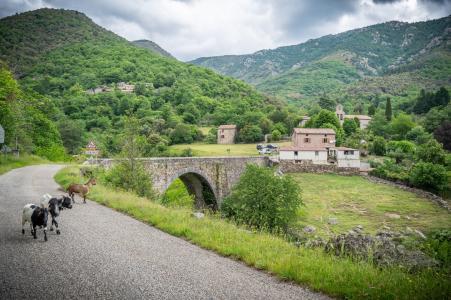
[191,16,451,107]
[0,8,298,158]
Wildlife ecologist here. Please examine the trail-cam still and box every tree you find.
[423,104,451,133]
[416,139,446,165]
[434,121,451,151]
[433,87,450,107]
[343,118,358,136]
[406,126,432,145]
[239,125,263,143]
[58,119,86,154]
[385,97,392,121]
[370,136,386,156]
[318,95,336,111]
[409,162,448,192]
[353,103,363,114]
[271,129,281,141]
[221,165,302,233]
[169,123,199,144]
[311,109,341,129]
[389,113,415,139]
[367,104,376,116]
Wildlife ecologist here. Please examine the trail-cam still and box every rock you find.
[385,213,401,219]
[303,225,316,234]
[192,212,205,219]
[405,215,411,220]
[327,217,338,225]
[382,225,391,230]
[414,229,427,240]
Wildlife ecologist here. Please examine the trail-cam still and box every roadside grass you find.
[0,154,49,175]
[55,166,450,299]
[294,173,451,237]
[169,141,291,157]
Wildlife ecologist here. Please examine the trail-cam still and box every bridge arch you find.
[163,168,218,210]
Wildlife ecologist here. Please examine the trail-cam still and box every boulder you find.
[192,212,205,219]
[303,225,316,234]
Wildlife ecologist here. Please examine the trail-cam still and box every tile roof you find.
[293,128,336,134]
[345,115,372,120]
[218,124,237,129]
[280,146,328,151]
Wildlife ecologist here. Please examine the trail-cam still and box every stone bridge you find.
[101,156,269,209]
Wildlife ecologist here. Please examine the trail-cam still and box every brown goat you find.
[67,178,96,204]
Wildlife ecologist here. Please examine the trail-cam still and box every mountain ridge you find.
[132,39,174,59]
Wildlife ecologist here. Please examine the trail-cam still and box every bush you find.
[416,139,446,165]
[409,162,448,192]
[104,160,154,198]
[239,125,263,143]
[271,129,282,141]
[370,159,409,182]
[221,165,302,233]
[370,136,386,156]
[422,229,451,268]
[34,144,67,161]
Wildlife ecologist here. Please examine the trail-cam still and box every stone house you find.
[117,82,135,93]
[217,125,237,144]
[336,104,372,129]
[280,127,360,167]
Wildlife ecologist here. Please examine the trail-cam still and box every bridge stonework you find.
[101,156,269,208]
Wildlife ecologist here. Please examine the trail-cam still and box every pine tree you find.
[385,97,392,121]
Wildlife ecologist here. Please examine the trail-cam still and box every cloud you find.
[1,0,450,61]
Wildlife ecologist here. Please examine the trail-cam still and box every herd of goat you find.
[21,178,96,241]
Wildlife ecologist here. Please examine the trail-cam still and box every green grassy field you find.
[293,173,451,237]
[0,154,49,175]
[169,141,291,157]
[54,166,450,299]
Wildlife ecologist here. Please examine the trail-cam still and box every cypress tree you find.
[385,97,392,121]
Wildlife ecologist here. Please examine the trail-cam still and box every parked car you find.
[256,144,264,150]
[258,148,273,155]
[266,144,278,149]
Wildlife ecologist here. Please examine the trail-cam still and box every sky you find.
[1,0,450,61]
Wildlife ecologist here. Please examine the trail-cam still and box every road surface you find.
[0,165,328,299]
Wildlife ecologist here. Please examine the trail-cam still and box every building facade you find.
[217,125,237,144]
[291,128,336,148]
[335,104,372,129]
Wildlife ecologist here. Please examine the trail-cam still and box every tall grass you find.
[55,166,450,299]
[0,154,49,175]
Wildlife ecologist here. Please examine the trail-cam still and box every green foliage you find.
[271,129,282,141]
[385,97,392,121]
[370,136,386,156]
[405,126,432,145]
[170,123,201,144]
[413,87,450,114]
[160,178,194,208]
[389,113,415,139]
[221,165,302,233]
[434,121,451,151]
[409,162,448,192]
[343,118,358,136]
[238,125,263,143]
[422,103,451,133]
[318,94,336,111]
[422,229,451,267]
[370,159,410,182]
[58,119,86,154]
[415,139,446,165]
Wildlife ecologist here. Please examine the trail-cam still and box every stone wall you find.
[279,160,360,175]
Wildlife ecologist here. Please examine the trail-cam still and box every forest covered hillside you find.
[0,8,299,158]
[132,39,174,58]
[191,16,451,107]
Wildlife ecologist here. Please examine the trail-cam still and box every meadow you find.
[0,154,49,175]
[169,141,291,157]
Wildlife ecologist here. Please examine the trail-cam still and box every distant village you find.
[218,104,372,169]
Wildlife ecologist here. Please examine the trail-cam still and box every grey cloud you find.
[1,0,451,60]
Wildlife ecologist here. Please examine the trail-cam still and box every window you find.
[315,151,319,156]
[220,135,225,138]
[323,138,328,143]
[304,138,310,143]
[344,150,354,155]
[294,151,298,156]
[221,129,224,133]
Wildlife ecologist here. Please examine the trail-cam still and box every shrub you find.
[271,129,281,141]
[409,162,448,192]
[104,160,154,198]
[416,139,446,165]
[239,125,263,143]
[370,159,409,183]
[221,165,302,233]
[422,229,451,267]
[370,136,386,156]
[34,144,67,161]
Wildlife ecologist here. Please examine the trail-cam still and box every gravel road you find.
[0,165,328,299]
